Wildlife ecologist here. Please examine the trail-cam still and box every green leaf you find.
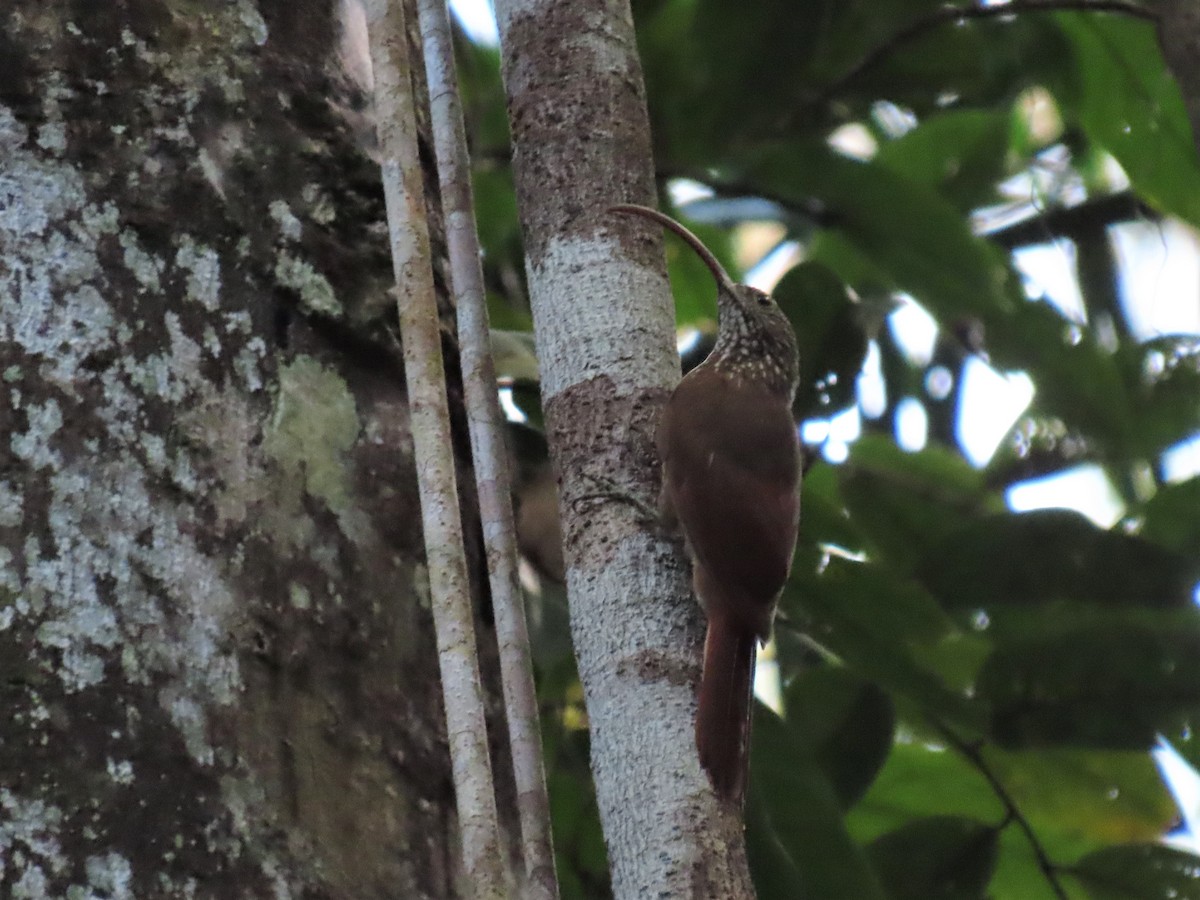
[1141,476,1200,557]
[507,382,545,431]
[977,621,1200,749]
[838,436,999,573]
[749,705,888,900]
[772,256,868,420]
[866,815,1000,900]
[784,666,896,810]
[744,789,808,900]
[796,461,864,557]
[986,294,1134,452]
[472,168,521,265]
[784,552,987,731]
[915,509,1198,611]
[875,108,1013,212]
[805,1,1067,118]
[848,741,1004,843]
[988,821,1072,900]
[749,141,1024,321]
[1117,337,1200,458]
[1069,844,1200,900]
[774,261,869,421]
[1057,14,1200,229]
[986,748,1177,847]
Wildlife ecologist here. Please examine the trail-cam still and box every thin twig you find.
[931,719,1069,900]
[417,0,559,896]
[363,0,506,895]
[809,0,1156,111]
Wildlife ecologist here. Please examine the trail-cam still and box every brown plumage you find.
[609,204,801,806]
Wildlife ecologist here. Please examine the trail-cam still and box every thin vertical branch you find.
[363,0,506,895]
[417,0,559,896]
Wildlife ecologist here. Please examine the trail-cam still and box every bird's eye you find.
[757,295,772,307]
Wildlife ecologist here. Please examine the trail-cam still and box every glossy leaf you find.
[985,298,1134,453]
[848,742,1003,843]
[866,815,1000,900]
[784,556,984,732]
[796,460,864,557]
[784,666,896,810]
[838,436,1000,573]
[744,791,808,900]
[875,108,1013,213]
[915,509,1198,611]
[1141,476,1200,557]
[749,705,888,900]
[1058,14,1200,228]
[774,261,868,420]
[977,621,1200,749]
[1070,843,1200,900]
[749,141,1025,321]
[986,749,1177,846]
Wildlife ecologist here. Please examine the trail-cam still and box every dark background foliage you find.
[463,1,1200,896]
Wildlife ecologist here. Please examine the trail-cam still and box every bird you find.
[608,204,801,806]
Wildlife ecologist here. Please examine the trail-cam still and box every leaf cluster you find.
[456,1,1200,896]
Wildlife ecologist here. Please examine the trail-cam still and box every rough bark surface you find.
[494,0,755,895]
[0,2,467,896]
[1156,0,1200,151]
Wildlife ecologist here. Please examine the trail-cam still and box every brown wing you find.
[658,369,800,635]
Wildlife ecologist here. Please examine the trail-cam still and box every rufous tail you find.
[695,616,757,805]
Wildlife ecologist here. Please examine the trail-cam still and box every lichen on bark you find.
[0,1,461,896]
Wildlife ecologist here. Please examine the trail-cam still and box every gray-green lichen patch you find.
[10,399,63,472]
[120,6,258,107]
[265,355,360,514]
[119,230,164,293]
[0,551,16,595]
[0,789,68,896]
[0,108,118,390]
[176,388,268,530]
[0,791,138,898]
[236,0,269,46]
[174,235,222,311]
[269,199,304,241]
[0,476,19,523]
[302,183,337,225]
[80,852,134,899]
[289,582,312,610]
[1,1,447,891]
[274,253,342,318]
[21,460,241,728]
[1,98,249,759]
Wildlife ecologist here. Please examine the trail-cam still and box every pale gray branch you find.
[417,0,559,896]
[364,0,506,895]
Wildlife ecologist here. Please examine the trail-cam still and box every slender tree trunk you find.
[493,0,755,895]
[0,2,471,895]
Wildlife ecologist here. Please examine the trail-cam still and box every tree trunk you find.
[493,0,755,895]
[0,2,470,896]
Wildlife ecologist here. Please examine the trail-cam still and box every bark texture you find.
[494,0,755,895]
[1156,0,1200,151]
[0,2,467,896]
